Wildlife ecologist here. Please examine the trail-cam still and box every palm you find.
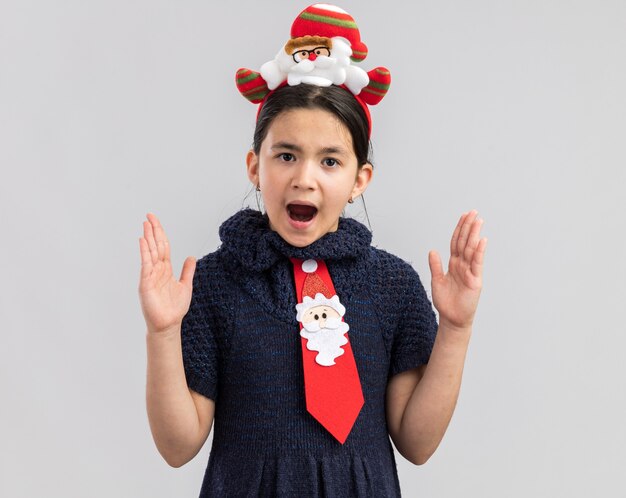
[138,213,196,333]
[429,211,487,330]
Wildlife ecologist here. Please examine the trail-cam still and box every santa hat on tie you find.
[295,260,346,322]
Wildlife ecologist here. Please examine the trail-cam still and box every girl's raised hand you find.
[428,210,487,331]
[138,213,196,334]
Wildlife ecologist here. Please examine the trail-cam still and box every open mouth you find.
[287,203,318,222]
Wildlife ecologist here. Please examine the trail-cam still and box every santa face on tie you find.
[299,300,350,366]
[295,260,352,367]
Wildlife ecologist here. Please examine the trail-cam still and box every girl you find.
[139,5,486,497]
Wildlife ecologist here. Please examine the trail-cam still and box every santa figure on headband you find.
[236,3,391,105]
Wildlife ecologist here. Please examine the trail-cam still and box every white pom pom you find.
[302,259,318,273]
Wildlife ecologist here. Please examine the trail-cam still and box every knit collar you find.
[218,208,372,272]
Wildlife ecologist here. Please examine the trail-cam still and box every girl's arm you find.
[386,211,487,465]
[146,325,215,467]
[386,323,470,465]
[140,213,215,467]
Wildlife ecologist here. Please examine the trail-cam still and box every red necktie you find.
[291,258,364,444]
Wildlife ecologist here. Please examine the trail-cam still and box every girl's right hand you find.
[138,213,197,334]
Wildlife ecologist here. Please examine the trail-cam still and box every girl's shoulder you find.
[194,246,224,273]
[366,245,427,290]
[194,244,240,276]
[362,246,436,359]
[190,246,238,305]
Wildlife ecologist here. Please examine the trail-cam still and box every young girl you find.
[139,4,486,497]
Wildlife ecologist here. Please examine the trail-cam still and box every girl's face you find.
[247,108,372,248]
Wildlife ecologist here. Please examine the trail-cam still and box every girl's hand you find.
[428,210,487,331]
[138,213,196,334]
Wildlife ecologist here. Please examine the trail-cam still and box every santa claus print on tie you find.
[295,259,350,366]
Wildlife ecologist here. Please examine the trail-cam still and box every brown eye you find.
[314,314,319,320]
[322,313,327,319]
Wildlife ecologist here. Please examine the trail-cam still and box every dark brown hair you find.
[252,84,373,168]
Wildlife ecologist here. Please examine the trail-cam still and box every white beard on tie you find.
[300,318,350,366]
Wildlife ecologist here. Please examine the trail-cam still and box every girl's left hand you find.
[428,210,487,331]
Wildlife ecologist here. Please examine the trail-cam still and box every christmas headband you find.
[235,3,391,136]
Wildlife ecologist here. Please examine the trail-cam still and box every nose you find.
[308,52,317,61]
[291,161,316,190]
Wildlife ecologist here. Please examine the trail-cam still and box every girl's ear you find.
[351,162,373,200]
[246,150,260,186]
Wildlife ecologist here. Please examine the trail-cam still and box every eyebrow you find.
[270,141,348,155]
[270,142,302,153]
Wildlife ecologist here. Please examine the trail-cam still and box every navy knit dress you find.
[181,209,438,497]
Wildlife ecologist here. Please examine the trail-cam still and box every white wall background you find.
[1,0,625,496]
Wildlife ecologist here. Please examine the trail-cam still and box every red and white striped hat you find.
[290,3,368,62]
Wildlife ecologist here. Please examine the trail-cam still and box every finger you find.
[180,256,196,288]
[428,250,445,281]
[450,212,467,257]
[464,216,484,262]
[143,219,159,265]
[147,212,171,262]
[146,213,166,263]
[471,237,488,277]
[139,237,153,279]
[456,210,478,258]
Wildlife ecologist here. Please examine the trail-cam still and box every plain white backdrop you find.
[1,0,625,496]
